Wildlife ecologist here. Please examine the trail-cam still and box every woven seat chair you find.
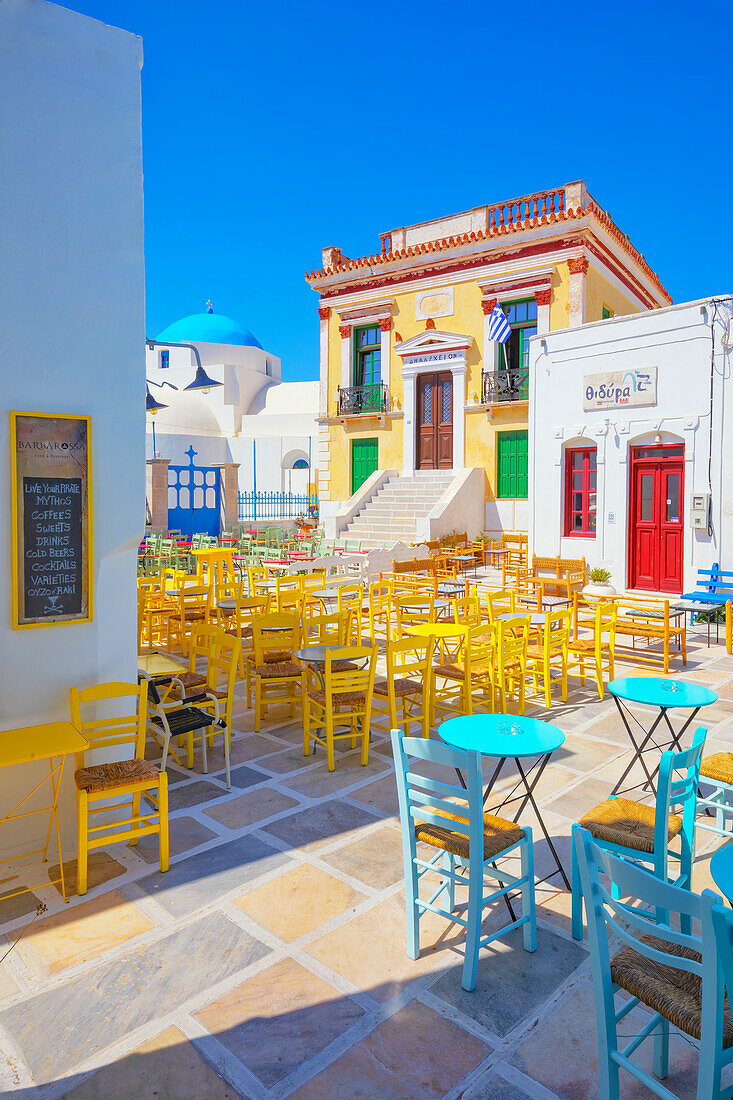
[493,616,529,715]
[372,635,434,739]
[697,751,733,841]
[303,645,376,771]
[567,599,616,700]
[431,623,495,724]
[70,682,168,896]
[574,827,733,1099]
[527,607,571,708]
[368,580,393,641]
[253,613,304,732]
[337,582,365,645]
[571,727,707,941]
[166,584,211,653]
[392,730,535,992]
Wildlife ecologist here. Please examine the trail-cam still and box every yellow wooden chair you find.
[431,623,495,723]
[484,588,516,625]
[303,645,377,771]
[253,613,304,732]
[372,636,434,738]
[453,592,481,626]
[568,601,616,699]
[69,681,168,895]
[368,580,392,641]
[176,631,241,788]
[394,592,435,638]
[527,608,571,707]
[167,584,211,653]
[248,565,269,598]
[337,582,364,644]
[494,617,529,714]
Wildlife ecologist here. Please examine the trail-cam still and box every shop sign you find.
[583,367,657,411]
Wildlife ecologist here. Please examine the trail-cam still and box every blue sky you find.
[64,0,732,381]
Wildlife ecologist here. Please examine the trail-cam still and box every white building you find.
[528,296,733,594]
[145,305,318,530]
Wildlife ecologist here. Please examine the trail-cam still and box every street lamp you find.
[145,337,222,393]
[146,381,175,459]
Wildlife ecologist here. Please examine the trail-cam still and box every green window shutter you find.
[497,430,528,499]
[351,438,378,495]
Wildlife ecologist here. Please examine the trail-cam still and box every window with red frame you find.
[565,447,597,536]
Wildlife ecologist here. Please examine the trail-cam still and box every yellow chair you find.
[69,681,168,896]
[484,588,516,624]
[368,580,392,641]
[253,613,304,732]
[248,565,269,598]
[337,582,365,644]
[494,617,529,714]
[432,623,495,723]
[527,608,571,707]
[395,592,436,638]
[372,636,434,739]
[303,646,377,771]
[177,631,241,788]
[453,592,481,626]
[167,585,211,653]
[568,601,616,699]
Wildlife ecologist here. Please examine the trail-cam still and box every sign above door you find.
[583,367,657,411]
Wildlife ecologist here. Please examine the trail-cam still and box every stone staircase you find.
[341,471,456,548]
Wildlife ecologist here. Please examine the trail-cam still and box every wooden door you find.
[351,437,378,496]
[629,446,684,593]
[416,372,453,470]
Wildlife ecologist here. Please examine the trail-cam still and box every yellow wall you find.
[326,419,402,502]
[586,268,640,322]
[465,404,529,502]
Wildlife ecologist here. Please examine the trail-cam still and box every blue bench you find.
[681,562,733,617]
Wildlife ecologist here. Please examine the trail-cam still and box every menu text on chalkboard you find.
[10,413,92,628]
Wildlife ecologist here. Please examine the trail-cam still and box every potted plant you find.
[583,566,617,602]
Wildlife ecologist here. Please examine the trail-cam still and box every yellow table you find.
[0,721,88,903]
[406,622,473,638]
[138,653,185,677]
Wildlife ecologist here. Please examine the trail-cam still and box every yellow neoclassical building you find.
[306,181,671,542]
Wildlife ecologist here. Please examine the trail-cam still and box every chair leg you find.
[440,850,455,913]
[129,791,141,846]
[254,677,261,733]
[158,774,169,872]
[223,722,231,790]
[76,790,89,896]
[579,655,586,686]
[544,660,552,708]
[571,824,584,940]
[303,694,311,758]
[360,714,369,766]
[521,831,537,952]
[652,1016,670,1080]
[461,862,483,992]
[326,712,335,772]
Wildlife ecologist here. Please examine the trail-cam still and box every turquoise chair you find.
[574,827,733,1099]
[571,728,706,941]
[697,750,733,840]
[390,728,536,992]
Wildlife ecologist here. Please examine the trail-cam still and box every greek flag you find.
[487,303,511,343]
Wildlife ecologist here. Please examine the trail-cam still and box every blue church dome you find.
[157,303,263,349]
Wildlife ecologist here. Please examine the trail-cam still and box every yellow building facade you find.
[306,181,671,535]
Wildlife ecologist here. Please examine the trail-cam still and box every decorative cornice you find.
[339,323,351,339]
[567,256,589,276]
[318,306,330,321]
[481,298,497,315]
[378,316,391,332]
[535,287,552,306]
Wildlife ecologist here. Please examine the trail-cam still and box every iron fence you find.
[481,368,530,404]
[237,490,319,521]
[337,382,390,416]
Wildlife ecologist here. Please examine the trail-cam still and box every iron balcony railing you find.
[481,368,530,404]
[238,490,319,522]
[337,382,390,416]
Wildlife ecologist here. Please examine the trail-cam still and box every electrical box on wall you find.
[690,492,710,529]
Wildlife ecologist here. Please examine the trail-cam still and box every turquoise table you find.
[440,713,569,889]
[608,677,718,797]
[710,844,733,905]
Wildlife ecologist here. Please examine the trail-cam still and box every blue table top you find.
[710,844,733,900]
[439,713,565,758]
[608,677,718,709]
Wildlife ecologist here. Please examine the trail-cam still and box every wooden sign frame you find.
[9,411,93,629]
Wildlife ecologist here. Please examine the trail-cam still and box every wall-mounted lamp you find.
[184,364,223,395]
[146,337,222,394]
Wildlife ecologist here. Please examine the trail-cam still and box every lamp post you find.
[146,379,176,459]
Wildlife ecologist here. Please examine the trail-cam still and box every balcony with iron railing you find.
[337,382,390,417]
[481,368,529,404]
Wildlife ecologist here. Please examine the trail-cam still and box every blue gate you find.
[168,446,221,537]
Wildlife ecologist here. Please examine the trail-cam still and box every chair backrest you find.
[495,616,529,670]
[485,589,515,623]
[69,681,146,769]
[386,635,435,683]
[654,726,707,866]
[323,645,377,703]
[206,632,241,727]
[594,600,617,645]
[574,827,723,1059]
[304,610,349,645]
[466,623,495,670]
[187,621,223,673]
[177,585,210,618]
[253,613,299,663]
[453,593,480,625]
[542,607,572,652]
[391,730,484,873]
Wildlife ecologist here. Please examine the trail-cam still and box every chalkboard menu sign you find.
[10,412,92,628]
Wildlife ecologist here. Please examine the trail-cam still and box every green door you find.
[497,430,528,499]
[351,438,378,495]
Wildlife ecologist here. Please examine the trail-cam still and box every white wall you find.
[529,298,733,592]
[0,0,145,854]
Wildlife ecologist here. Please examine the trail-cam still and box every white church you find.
[145,303,318,530]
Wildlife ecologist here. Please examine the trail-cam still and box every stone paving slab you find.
[0,911,270,1083]
[135,833,290,918]
[261,798,379,852]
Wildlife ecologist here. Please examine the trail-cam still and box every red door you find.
[629,445,684,593]
[416,372,453,470]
